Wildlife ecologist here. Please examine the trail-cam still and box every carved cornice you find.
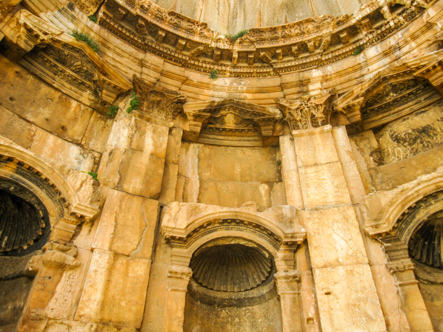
[276,89,336,132]
[183,99,281,144]
[1,10,132,111]
[95,0,431,77]
[132,75,186,126]
[334,62,442,130]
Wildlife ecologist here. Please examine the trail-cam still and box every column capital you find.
[167,265,193,292]
[274,270,301,295]
[387,258,417,286]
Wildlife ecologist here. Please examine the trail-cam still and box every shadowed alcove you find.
[184,238,283,332]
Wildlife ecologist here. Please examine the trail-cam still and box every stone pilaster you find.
[274,270,303,332]
[165,265,193,332]
[386,255,434,331]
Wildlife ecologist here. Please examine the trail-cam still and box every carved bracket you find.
[133,75,187,126]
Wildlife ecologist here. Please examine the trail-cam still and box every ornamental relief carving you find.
[95,0,430,77]
[133,75,187,125]
[276,89,337,131]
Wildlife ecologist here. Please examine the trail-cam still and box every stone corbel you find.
[51,202,100,244]
[183,111,212,141]
[333,97,364,124]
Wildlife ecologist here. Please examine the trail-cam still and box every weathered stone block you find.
[30,128,95,172]
[313,264,386,332]
[293,129,339,167]
[300,206,368,268]
[76,250,150,329]
[298,162,351,208]
[93,189,159,258]
[0,106,36,149]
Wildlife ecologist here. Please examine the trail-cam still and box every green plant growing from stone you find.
[126,92,140,113]
[82,171,99,181]
[88,15,97,23]
[106,105,119,118]
[210,69,218,79]
[72,30,100,52]
[225,30,248,42]
[353,45,364,56]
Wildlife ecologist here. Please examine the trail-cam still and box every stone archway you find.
[0,146,101,331]
[160,202,306,332]
[365,188,443,331]
[183,237,283,332]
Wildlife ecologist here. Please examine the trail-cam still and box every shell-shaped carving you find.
[409,214,443,269]
[0,191,45,253]
[190,244,273,292]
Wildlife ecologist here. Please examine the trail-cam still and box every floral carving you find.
[276,90,336,131]
[133,75,187,125]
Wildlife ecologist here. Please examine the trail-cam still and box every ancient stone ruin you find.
[0,0,443,330]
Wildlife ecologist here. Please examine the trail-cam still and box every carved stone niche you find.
[275,89,338,133]
[334,62,442,131]
[133,75,187,127]
[1,10,132,112]
[183,99,281,147]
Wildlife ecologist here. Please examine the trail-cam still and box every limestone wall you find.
[176,143,286,209]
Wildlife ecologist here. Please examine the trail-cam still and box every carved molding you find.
[274,270,301,295]
[276,89,336,132]
[183,99,281,144]
[1,10,132,111]
[361,167,443,237]
[167,265,193,292]
[132,75,187,126]
[161,203,306,258]
[334,56,443,130]
[95,0,431,77]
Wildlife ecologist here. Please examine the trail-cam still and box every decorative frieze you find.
[183,99,281,146]
[1,10,132,112]
[95,0,430,77]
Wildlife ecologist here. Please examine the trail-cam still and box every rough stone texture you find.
[176,143,285,210]
[313,264,387,332]
[300,206,368,268]
[92,189,159,259]
[0,277,33,331]
[150,0,363,34]
[98,112,169,198]
[0,55,93,144]
[75,249,151,329]
[183,291,283,332]
[1,0,443,331]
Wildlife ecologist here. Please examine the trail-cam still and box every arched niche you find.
[369,188,443,331]
[161,203,306,332]
[183,237,283,332]
[0,144,100,331]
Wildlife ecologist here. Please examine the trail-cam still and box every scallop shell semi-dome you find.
[190,243,273,292]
